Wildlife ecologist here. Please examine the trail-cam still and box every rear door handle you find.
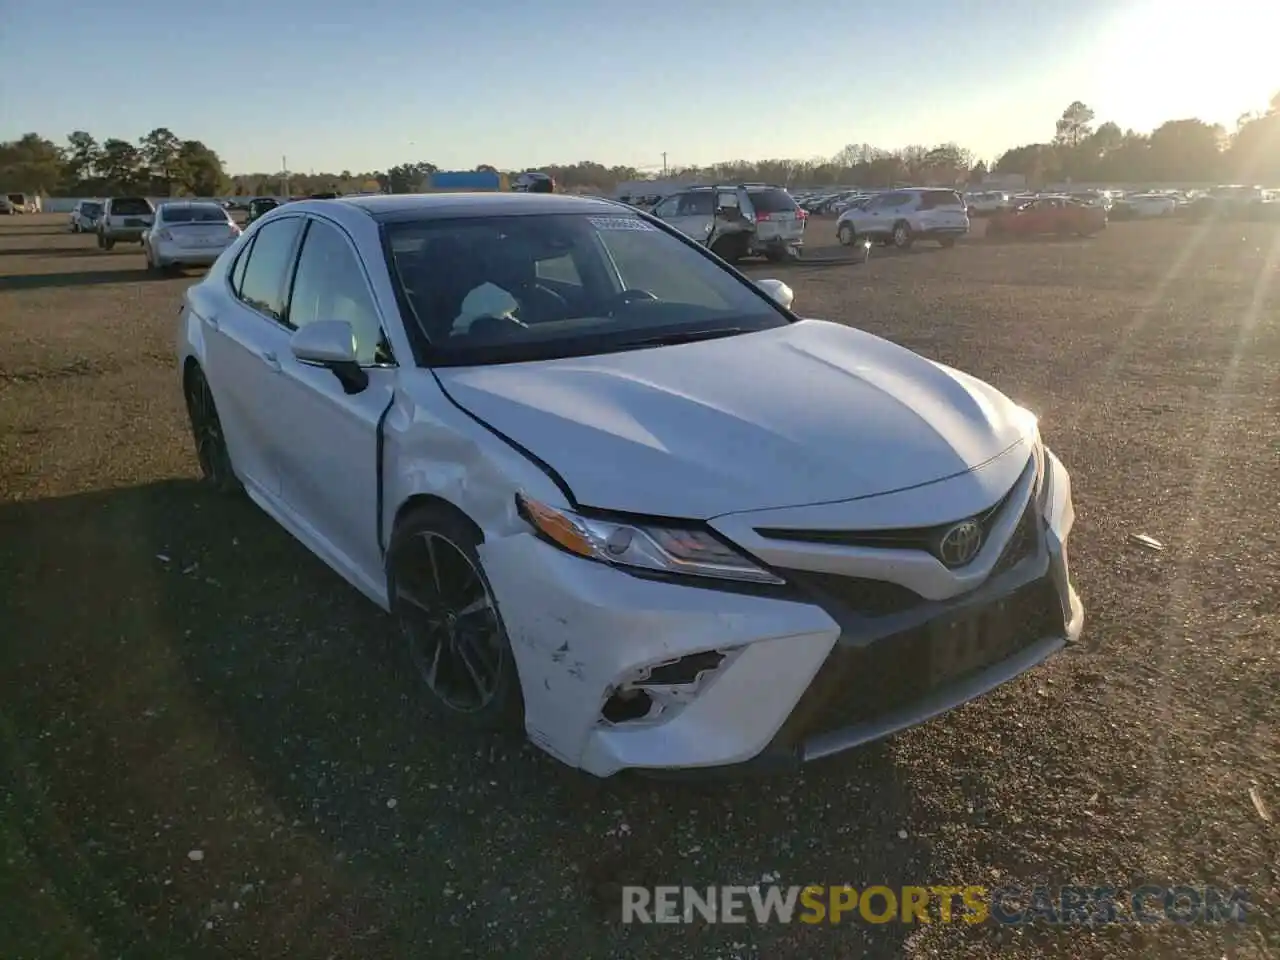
[259,350,281,372]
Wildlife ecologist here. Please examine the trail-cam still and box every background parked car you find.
[649,184,805,263]
[247,197,281,223]
[143,201,242,273]
[68,199,104,233]
[836,188,969,249]
[965,191,1012,216]
[986,196,1107,237]
[0,197,13,215]
[98,196,156,249]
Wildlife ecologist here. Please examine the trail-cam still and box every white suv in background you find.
[837,188,970,249]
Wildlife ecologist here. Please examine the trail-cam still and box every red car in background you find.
[987,196,1107,238]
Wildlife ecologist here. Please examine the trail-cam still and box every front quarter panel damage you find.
[478,533,839,775]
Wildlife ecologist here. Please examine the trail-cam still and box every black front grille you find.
[780,577,1064,741]
[782,571,924,617]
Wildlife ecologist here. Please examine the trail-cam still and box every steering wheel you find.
[603,288,659,316]
[467,314,527,339]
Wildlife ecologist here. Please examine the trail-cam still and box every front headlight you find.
[516,494,783,585]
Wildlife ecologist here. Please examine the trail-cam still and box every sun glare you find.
[1098,0,1277,130]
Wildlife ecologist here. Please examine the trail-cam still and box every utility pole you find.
[662,152,668,176]
[281,155,289,198]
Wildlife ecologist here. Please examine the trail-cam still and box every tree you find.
[0,133,64,194]
[994,143,1059,186]
[173,140,228,195]
[64,130,101,185]
[139,127,182,195]
[1228,90,1280,183]
[1146,119,1223,182]
[98,139,143,192]
[1055,101,1095,149]
[967,160,988,184]
[920,143,973,184]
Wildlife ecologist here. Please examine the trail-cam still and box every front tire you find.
[387,505,523,731]
[183,366,241,494]
[837,222,857,246]
[892,220,914,249]
[938,236,956,248]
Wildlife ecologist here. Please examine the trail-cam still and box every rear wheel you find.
[892,220,913,249]
[710,233,747,264]
[387,505,523,730]
[102,235,115,251]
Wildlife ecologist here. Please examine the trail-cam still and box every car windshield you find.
[161,205,229,223]
[385,212,789,366]
[112,198,152,215]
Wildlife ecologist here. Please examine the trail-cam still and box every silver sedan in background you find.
[143,201,242,272]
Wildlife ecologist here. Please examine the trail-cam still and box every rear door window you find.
[236,217,305,322]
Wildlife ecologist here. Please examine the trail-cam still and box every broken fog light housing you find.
[516,494,784,585]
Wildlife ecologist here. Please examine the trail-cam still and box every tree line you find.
[993,94,1280,186]
[2,95,1277,198]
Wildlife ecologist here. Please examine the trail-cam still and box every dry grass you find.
[0,213,1277,959]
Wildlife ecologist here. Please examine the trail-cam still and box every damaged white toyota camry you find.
[176,193,1083,777]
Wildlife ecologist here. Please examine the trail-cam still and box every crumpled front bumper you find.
[479,449,1081,777]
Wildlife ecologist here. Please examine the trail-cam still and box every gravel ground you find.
[0,213,1277,960]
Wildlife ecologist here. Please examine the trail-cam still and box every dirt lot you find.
[1,212,1277,959]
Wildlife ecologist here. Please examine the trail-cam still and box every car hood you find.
[434,319,1032,519]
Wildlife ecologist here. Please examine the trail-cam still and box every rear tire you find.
[892,221,914,249]
[102,236,115,251]
[710,234,747,264]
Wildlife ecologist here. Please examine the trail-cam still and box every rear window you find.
[162,205,229,223]
[81,202,103,217]
[919,191,965,210]
[7,194,24,205]
[111,198,153,216]
[747,189,799,214]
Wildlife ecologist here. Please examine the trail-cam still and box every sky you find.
[1,0,1276,176]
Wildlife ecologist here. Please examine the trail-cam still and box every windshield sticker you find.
[588,216,656,231]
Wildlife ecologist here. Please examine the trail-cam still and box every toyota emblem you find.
[939,520,983,567]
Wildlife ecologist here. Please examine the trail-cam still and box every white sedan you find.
[175,193,1083,777]
[144,201,242,272]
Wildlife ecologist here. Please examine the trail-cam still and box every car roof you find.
[335,192,626,223]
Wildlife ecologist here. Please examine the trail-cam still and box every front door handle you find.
[260,350,281,372]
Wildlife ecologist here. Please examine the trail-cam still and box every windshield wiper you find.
[614,328,746,349]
